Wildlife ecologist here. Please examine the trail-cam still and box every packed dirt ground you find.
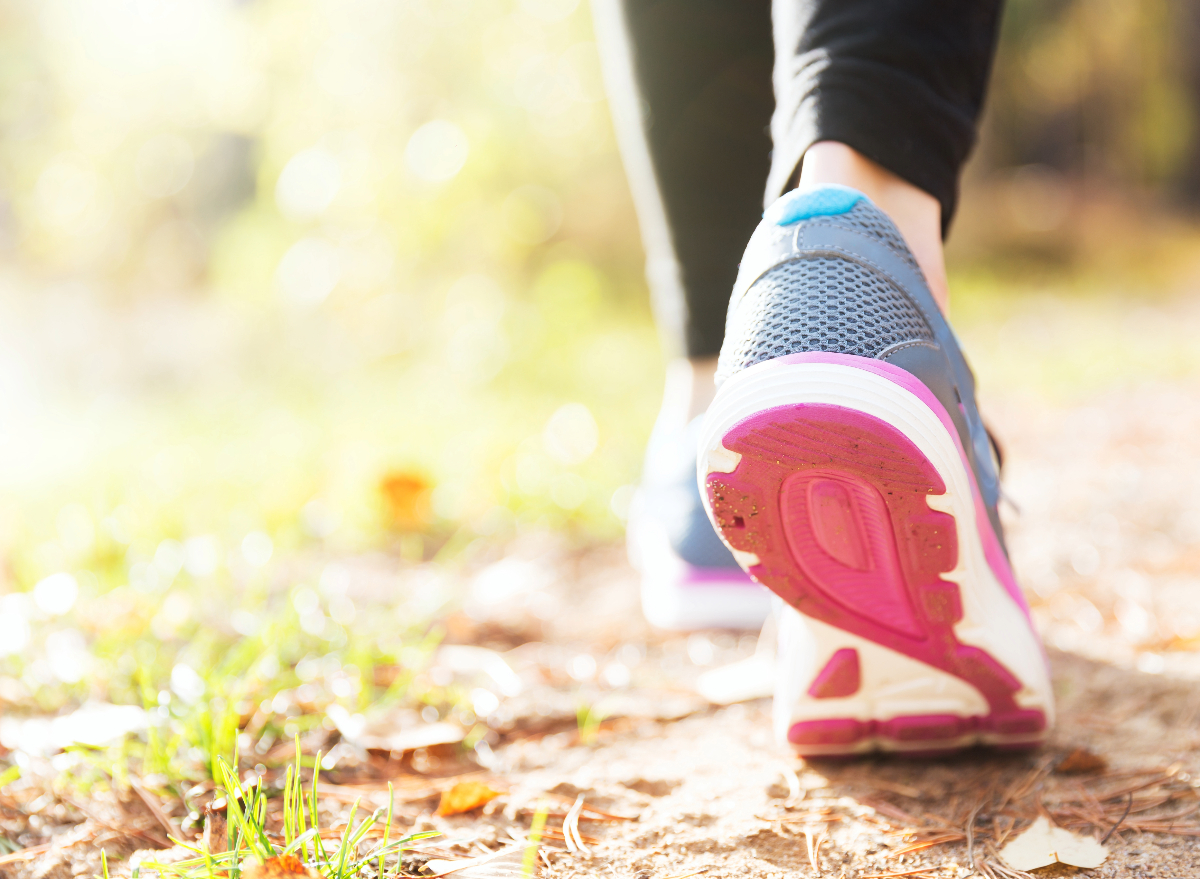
[6,293,1200,879]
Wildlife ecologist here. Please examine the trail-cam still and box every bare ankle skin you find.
[657,356,720,429]
[682,356,718,421]
[799,141,950,315]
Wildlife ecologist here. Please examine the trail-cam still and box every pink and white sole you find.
[698,353,1054,756]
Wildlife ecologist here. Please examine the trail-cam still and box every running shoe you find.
[628,413,773,631]
[698,184,1054,755]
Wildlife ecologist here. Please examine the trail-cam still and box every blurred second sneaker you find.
[627,405,772,631]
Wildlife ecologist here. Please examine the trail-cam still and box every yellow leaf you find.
[379,470,432,531]
[435,781,501,816]
[1055,746,1107,774]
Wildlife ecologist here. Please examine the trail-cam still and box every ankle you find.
[685,356,719,420]
[798,141,950,314]
[657,357,719,431]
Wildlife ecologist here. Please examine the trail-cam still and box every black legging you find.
[593,0,1005,359]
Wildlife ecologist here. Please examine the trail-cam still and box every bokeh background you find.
[4,0,1200,747]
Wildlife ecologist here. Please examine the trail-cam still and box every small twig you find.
[965,801,982,871]
[774,810,839,824]
[887,832,964,857]
[993,813,1016,849]
[1095,772,1177,802]
[68,796,170,849]
[1100,792,1134,844]
[0,843,51,866]
[803,826,825,876]
[563,794,590,858]
[863,797,925,826]
[781,765,804,807]
[979,860,1002,878]
[659,868,712,879]
[998,757,1054,812]
[131,778,184,842]
[540,792,636,821]
[423,847,521,878]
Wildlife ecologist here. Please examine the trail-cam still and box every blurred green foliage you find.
[0,0,660,584]
[0,0,661,760]
[992,0,1197,187]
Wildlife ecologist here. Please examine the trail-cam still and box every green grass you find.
[575,699,609,746]
[522,803,548,878]
[0,561,465,816]
[136,742,438,879]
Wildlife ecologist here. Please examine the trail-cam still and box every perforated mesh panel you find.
[821,201,922,275]
[718,256,934,380]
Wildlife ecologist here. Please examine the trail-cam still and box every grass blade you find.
[0,767,20,791]
[217,759,274,861]
[347,832,441,873]
[291,737,309,863]
[283,765,294,848]
[333,797,360,879]
[310,751,326,863]
[281,828,320,857]
[523,802,547,877]
[378,783,393,879]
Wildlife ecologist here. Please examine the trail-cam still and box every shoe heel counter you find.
[718,189,936,386]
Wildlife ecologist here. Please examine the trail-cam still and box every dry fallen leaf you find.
[1055,746,1107,775]
[435,780,501,816]
[695,654,775,705]
[242,855,322,879]
[998,816,1108,871]
[422,847,524,878]
[379,470,432,530]
[202,800,228,854]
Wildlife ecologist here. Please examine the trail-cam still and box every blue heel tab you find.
[764,185,867,226]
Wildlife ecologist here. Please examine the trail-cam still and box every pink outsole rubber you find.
[705,355,1046,754]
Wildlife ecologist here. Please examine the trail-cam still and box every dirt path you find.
[479,645,1200,879]
[10,295,1200,879]
[439,330,1200,879]
[454,543,1200,879]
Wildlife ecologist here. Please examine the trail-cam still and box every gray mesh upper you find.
[718,255,934,380]
[716,198,936,383]
[818,201,923,275]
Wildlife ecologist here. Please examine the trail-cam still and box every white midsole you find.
[698,359,1054,736]
[773,607,991,743]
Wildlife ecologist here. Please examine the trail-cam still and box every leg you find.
[772,0,1005,313]
[594,0,776,629]
[592,0,774,417]
[770,0,1004,230]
